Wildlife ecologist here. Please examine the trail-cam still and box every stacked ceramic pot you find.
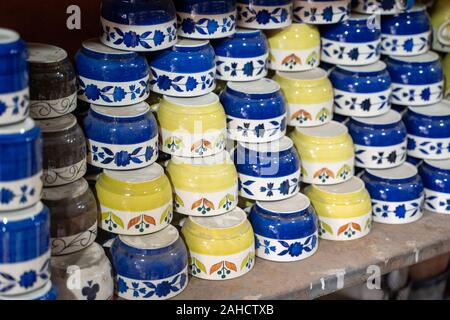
[0,28,57,300]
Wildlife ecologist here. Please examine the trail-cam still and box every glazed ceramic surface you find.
[167,151,238,216]
[0,28,29,125]
[290,121,355,185]
[233,137,301,201]
[237,0,293,29]
[267,23,320,71]
[220,79,286,142]
[305,177,372,241]
[362,163,424,224]
[75,39,150,106]
[0,281,57,300]
[348,110,407,169]
[157,93,226,157]
[430,0,450,53]
[0,118,42,211]
[274,69,333,127]
[182,207,255,280]
[214,29,269,81]
[96,163,173,235]
[404,101,450,160]
[149,39,216,97]
[385,52,444,106]
[111,225,188,300]
[293,0,351,24]
[28,43,77,119]
[51,242,114,300]
[37,114,87,186]
[353,0,414,15]
[42,178,98,256]
[100,0,177,51]
[175,0,236,39]
[320,14,381,66]
[249,193,318,262]
[84,102,158,170]
[420,159,450,214]
[0,202,50,295]
[330,62,392,117]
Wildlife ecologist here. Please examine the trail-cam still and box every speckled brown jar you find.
[42,178,97,256]
[28,43,77,119]
[36,114,87,186]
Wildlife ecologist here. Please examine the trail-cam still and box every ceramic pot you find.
[430,0,450,53]
[293,0,351,25]
[182,207,255,280]
[0,281,57,300]
[420,159,450,214]
[274,68,333,127]
[237,0,293,30]
[353,0,414,15]
[362,163,424,224]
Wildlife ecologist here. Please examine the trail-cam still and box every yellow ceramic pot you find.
[96,163,172,235]
[290,121,355,185]
[273,69,333,127]
[444,53,450,99]
[166,151,238,216]
[181,207,255,280]
[431,0,450,52]
[305,177,372,241]
[157,93,227,157]
[266,23,321,71]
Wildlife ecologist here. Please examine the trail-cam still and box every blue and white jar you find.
[331,61,392,117]
[100,0,177,52]
[0,118,42,211]
[213,29,269,81]
[353,0,414,15]
[385,52,444,106]
[0,202,50,296]
[220,79,287,143]
[362,163,424,224]
[321,14,381,66]
[233,136,301,201]
[175,0,236,39]
[149,39,216,97]
[293,0,351,25]
[84,102,158,170]
[420,159,450,214]
[0,28,29,125]
[111,225,188,300]
[237,0,293,30]
[249,193,318,262]
[348,110,407,169]
[404,101,450,160]
[75,39,150,106]
[380,5,431,56]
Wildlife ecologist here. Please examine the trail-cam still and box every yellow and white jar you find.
[182,207,255,280]
[166,151,238,216]
[157,93,227,158]
[266,23,321,72]
[273,68,333,127]
[305,177,372,241]
[96,163,173,235]
[290,121,355,185]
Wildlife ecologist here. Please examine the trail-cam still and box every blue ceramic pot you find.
[353,0,414,15]
[403,101,450,160]
[381,5,431,56]
[175,0,237,39]
[83,102,159,170]
[237,0,293,30]
[233,136,301,201]
[100,0,177,52]
[293,0,351,25]
[0,281,57,300]
[331,61,391,117]
[220,79,287,143]
[348,110,407,169]
[0,202,51,296]
[149,39,216,97]
[406,155,423,167]
[111,225,188,300]
[362,162,424,224]
[420,159,450,214]
[213,29,269,81]
[385,51,444,106]
[321,14,381,66]
[75,39,150,106]
[0,118,42,211]
[249,193,318,262]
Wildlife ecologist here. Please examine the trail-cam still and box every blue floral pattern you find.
[391,84,443,104]
[255,234,318,259]
[237,5,290,26]
[89,144,157,168]
[0,184,36,206]
[228,117,286,140]
[239,176,299,198]
[293,3,349,24]
[381,35,430,55]
[372,200,422,220]
[425,195,450,213]
[334,93,389,113]
[322,41,380,63]
[355,146,406,167]
[177,14,236,37]
[150,69,215,94]
[0,258,50,294]
[407,137,450,157]
[216,58,267,80]
[0,92,29,121]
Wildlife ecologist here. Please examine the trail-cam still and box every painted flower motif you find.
[113,87,126,102]
[206,19,219,35]
[155,281,172,297]
[347,48,360,61]
[156,75,172,91]
[288,242,304,257]
[0,101,6,116]
[153,30,165,46]
[381,205,390,218]
[407,138,416,150]
[360,98,371,111]
[279,8,289,22]
[439,199,450,211]
[254,123,265,138]
[256,9,271,25]
[115,150,131,167]
[403,38,414,52]
[185,76,198,92]
[322,6,334,22]
[421,88,431,101]
[117,277,128,294]
[242,61,254,77]
[145,146,154,161]
[279,180,290,195]
[123,31,140,48]
[85,84,101,101]
[387,151,397,164]
[395,204,406,219]
[0,188,14,204]
[19,271,37,289]
[181,18,196,34]
[82,281,100,300]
